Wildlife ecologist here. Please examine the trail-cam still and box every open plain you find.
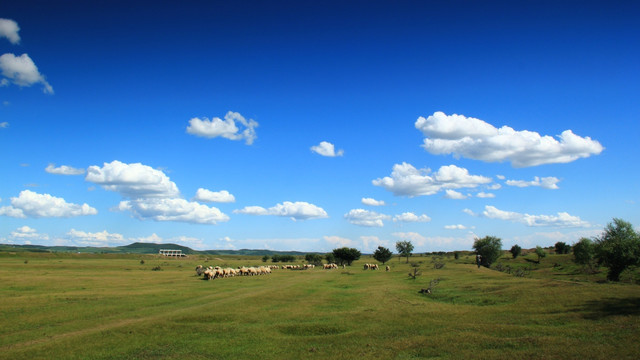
[1,251,638,359]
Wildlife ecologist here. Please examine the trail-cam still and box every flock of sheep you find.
[195,262,387,280]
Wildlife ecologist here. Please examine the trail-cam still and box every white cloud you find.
[86,160,180,198]
[488,183,502,190]
[10,226,49,241]
[392,231,427,244]
[186,111,258,145]
[310,141,344,157]
[393,212,431,223]
[0,19,20,44]
[444,189,468,199]
[0,122,8,128]
[415,111,604,167]
[476,192,495,198]
[496,175,505,180]
[67,229,126,247]
[0,190,97,218]
[194,188,235,203]
[0,53,53,94]
[481,205,591,227]
[46,164,85,176]
[324,235,354,248]
[117,198,229,225]
[373,162,492,197]
[234,201,328,221]
[344,209,391,227]
[361,197,385,206]
[463,208,476,216]
[505,176,560,189]
[444,224,468,230]
[360,235,390,252]
[132,233,164,243]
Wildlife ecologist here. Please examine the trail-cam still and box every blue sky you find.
[1,1,638,253]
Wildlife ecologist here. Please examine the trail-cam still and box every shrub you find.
[510,245,522,259]
[555,242,571,254]
[535,246,547,263]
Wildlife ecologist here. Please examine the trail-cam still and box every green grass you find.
[0,252,639,359]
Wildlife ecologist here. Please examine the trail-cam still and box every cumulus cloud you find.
[324,235,354,248]
[361,197,385,206]
[194,188,235,203]
[86,160,180,198]
[310,141,344,157]
[10,226,49,241]
[444,224,468,230]
[45,164,85,176]
[0,190,97,218]
[476,192,495,198]
[0,19,20,44]
[234,201,328,221]
[505,176,560,189]
[480,205,591,227]
[66,229,126,247]
[344,209,390,227]
[393,212,431,223]
[373,162,492,197]
[444,189,468,199]
[415,111,604,167]
[0,122,8,128]
[0,53,53,94]
[118,198,229,225]
[186,111,258,145]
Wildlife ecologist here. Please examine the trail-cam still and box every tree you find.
[373,246,393,264]
[325,253,336,264]
[594,218,640,281]
[332,247,361,266]
[573,237,596,271]
[535,246,547,263]
[510,245,522,259]
[395,241,414,263]
[472,236,502,268]
[262,255,270,262]
[555,242,571,254]
[305,253,323,265]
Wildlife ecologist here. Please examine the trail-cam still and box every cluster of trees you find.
[476,218,639,282]
[573,218,640,281]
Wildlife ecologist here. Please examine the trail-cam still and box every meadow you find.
[0,251,638,359]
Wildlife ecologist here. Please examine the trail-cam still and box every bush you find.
[535,246,547,263]
[305,254,323,265]
[510,245,522,259]
[555,242,571,254]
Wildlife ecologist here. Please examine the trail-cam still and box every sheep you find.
[370,264,379,270]
[195,265,204,276]
[363,264,370,270]
[386,265,390,272]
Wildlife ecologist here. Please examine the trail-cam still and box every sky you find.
[1,1,638,253]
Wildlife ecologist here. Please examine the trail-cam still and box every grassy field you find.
[0,251,639,359]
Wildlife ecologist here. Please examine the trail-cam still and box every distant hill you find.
[0,242,315,256]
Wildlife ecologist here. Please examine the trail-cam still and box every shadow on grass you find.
[574,297,640,320]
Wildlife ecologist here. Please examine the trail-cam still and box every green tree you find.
[573,237,596,271]
[395,241,414,263]
[535,246,547,263]
[372,246,393,264]
[594,218,640,281]
[305,254,323,265]
[325,253,336,264]
[510,245,522,259]
[472,236,502,268]
[262,255,270,262]
[555,242,571,254]
[332,247,361,266]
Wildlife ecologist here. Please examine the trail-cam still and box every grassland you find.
[0,251,638,359]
